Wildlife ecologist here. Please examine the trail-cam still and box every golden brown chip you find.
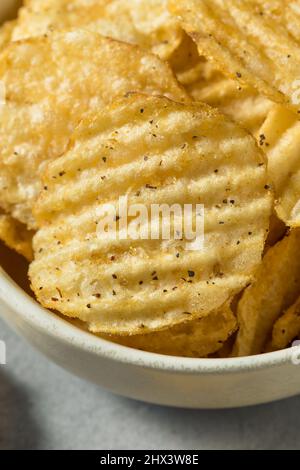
[29,94,272,334]
[233,230,300,357]
[0,31,187,228]
[169,31,206,86]
[14,0,183,61]
[164,15,273,134]
[170,0,300,113]
[248,0,300,43]
[187,70,274,135]
[15,0,197,91]
[0,210,33,260]
[17,0,273,134]
[212,334,236,358]
[0,20,15,50]
[265,211,287,248]
[104,303,237,358]
[271,296,300,350]
[258,105,300,227]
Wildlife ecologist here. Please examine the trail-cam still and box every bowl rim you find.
[0,267,298,374]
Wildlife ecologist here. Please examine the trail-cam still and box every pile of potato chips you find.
[1,0,300,358]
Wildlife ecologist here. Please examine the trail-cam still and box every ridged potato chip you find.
[0,30,187,228]
[164,15,274,134]
[105,303,237,358]
[233,230,300,357]
[168,31,206,86]
[271,296,300,350]
[15,1,201,91]
[14,0,183,61]
[0,24,32,258]
[258,105,300,227]
[29,94,272,334]
[16,0,273,134]
[187,70,274,135]
[0,210,33,260]
[170,0,300,113]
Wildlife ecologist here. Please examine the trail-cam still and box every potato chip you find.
[170,0,300,113]
[104,303,237,358]
[29,94,272,334]
[233,230,300,357]
[212,334,236,358]
[0,20,15,50]
[258,105,300,227]
[14,0,183,61]
[0,210,33,260]
[165,20,274,134]
[17,0,273,133]
[265,211,287,248]
[169,31,206,86]
[248,0,300,43]
[271,296,300,350]
[0,31,188,228]
[187,71,274,135]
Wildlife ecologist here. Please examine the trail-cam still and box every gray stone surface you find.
[1,318,300,450]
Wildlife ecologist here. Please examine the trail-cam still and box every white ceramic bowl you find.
[1,253,300,409]
[1,0,300,409]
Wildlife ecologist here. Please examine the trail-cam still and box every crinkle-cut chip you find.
[170,33,274,134]
[0,31,188,228]
[248,0,300,43]
[0,210,33,260]
[258,105,300,227]
[233,230,300,357]
[103,304,237,358]
[271,296,300,350]
[169,0,300,113]
[169,34,272,134]
[186,71,274,135]
[0,20,15,50]
[14,0,183,61]
[29,94,272,334]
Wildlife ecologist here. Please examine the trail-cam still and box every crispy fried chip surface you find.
[105,303,237,357]
[14,0,183,61]
[258,105,300,227]
[29,94,272,334]
[233,230,300,356]
[170,0,300,113]
[0,31,187,228]
[187,69,274,134]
